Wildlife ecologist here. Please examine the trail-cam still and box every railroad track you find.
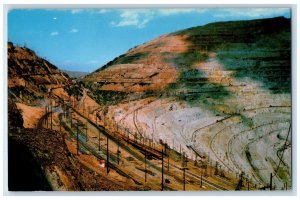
[67,105,231,191]
[51,85,234,191]
[209,124,235,173]
[73,103,233,191]
[58,113,146,186]
[167,162,229,191]
[227,119,290,186]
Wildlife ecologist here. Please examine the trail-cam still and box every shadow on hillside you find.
[174,17,291,94]
[8,137,52,191]
[166,49,233,115]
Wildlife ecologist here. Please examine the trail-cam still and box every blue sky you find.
[8,8,291,72]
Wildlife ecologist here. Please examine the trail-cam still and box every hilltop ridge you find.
[8,42,70,103]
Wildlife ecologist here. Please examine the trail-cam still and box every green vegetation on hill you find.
[84,82,128,105]
[175,17,290,51]
[167,49,231,113]
[173,50,208,70]
[174,17,291,94]
[87,17,291,110]
[216,31,291,93]
[89,90,128,106]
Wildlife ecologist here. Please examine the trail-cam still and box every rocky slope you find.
[9,128,131,191]
[84,17,291,189]
[7,43,132,191]
[8,42,70,104]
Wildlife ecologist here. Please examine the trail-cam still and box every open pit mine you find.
[8,16,291,191]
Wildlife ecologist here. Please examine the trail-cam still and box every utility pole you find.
[161,148,164,191]
[95,113,97,125]
[167,152,170,172]
[59,118,61,132]
[45,106,48,128]
[215,161,219,175]
[210,161,212,177]
[182,153,188,191]
[270,173,273,191]
[85,123,88,142]
[194,153,198,166]
[200,169,203,188]
[70,112,73,128]
[106,136,109,174]
[165,143,169,172]
[50,102,53,130]
[247,179,250,191]
[236,171,244,190]
[151,132,154,148]
[77,122,79,155]
[98,131,101,151]
[44,106,47,127]
[144,152,147,183]
[117,139,120,165]
[173,139,174,150]
[180,144,182,157]
[183,167,186,191]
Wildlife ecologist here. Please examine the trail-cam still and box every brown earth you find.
[8,42,70,103]
[16,103,45,128]
[84,35,189,92]
[9,128,133,191]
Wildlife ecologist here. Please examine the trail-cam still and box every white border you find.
[1,1,299,200]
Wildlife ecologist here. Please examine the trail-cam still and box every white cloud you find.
[158,9,207,16]
[214,8,290,18]
[70,9,110,15]
[70,28,78,33]
[50,31,59,36]
[71,9,83,14]
[68,8,208,28]
[97,9,109,14]
[111,9,154,29]
[110,9,208,29]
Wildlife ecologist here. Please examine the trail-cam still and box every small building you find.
[98,159,106,168]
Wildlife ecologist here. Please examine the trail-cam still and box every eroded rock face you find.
[88,17,291,189]
[8,42,70,103]
[8,17,291,191]
[84,35,188,92]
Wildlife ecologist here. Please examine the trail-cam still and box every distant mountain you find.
[62,70,88,79]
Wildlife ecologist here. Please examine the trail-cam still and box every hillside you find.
[8,42,70,104]
[7,43,80,190]
[84,17,290,94]
[7,16,292,191]
[83,17,291,189]
[7,43,142,191]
